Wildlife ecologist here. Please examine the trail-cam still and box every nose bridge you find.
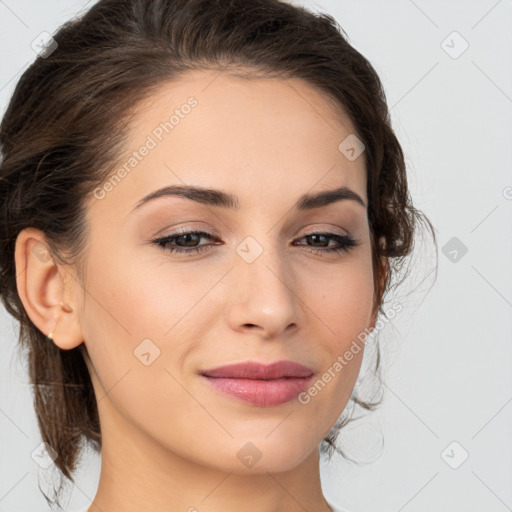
[229,233,300,335]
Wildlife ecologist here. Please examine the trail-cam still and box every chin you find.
[201,435,317,475]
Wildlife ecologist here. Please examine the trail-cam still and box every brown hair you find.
[0,0,436,507]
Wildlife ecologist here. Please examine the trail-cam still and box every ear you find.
[14,227,84,350]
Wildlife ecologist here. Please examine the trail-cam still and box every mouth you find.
[200,360,314,406]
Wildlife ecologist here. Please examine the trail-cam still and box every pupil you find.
[310,234,327,247]
[180,233,199,246]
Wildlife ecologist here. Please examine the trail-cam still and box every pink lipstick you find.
[200,360,314,406]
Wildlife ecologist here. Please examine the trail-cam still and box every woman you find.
[0,0,436,510]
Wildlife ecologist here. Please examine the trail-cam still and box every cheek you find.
[310,254,375,344]
[82,241,207,341]
[297,256,374,420]
[79,241,220,400]
[78,252,204,438]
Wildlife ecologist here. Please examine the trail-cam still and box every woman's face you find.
[76,70,376,473]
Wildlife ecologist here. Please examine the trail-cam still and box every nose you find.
[226,245,301,340]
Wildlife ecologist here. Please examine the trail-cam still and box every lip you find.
[201,360,314,379]
[200,360,314,406]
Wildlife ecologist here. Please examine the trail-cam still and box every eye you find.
[293,231,359,255]
[152,229,359,256]
[152,229,219,255]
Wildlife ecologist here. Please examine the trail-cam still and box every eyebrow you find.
[130,184,367,214]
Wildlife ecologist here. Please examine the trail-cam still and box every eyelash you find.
[152,228,359,257]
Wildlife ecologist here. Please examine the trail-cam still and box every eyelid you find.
[156,225,352,243]
[299,226,350,238]
[156,224,221,239]
[154,222,353,241]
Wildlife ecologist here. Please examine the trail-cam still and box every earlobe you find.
[14,227,84,350]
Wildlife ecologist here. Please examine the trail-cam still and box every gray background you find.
[1,1,511,511]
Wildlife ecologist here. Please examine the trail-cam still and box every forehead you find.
[135,68,354,141]
[89,69,367,218]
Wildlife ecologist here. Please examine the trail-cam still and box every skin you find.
[15,70,383,512]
